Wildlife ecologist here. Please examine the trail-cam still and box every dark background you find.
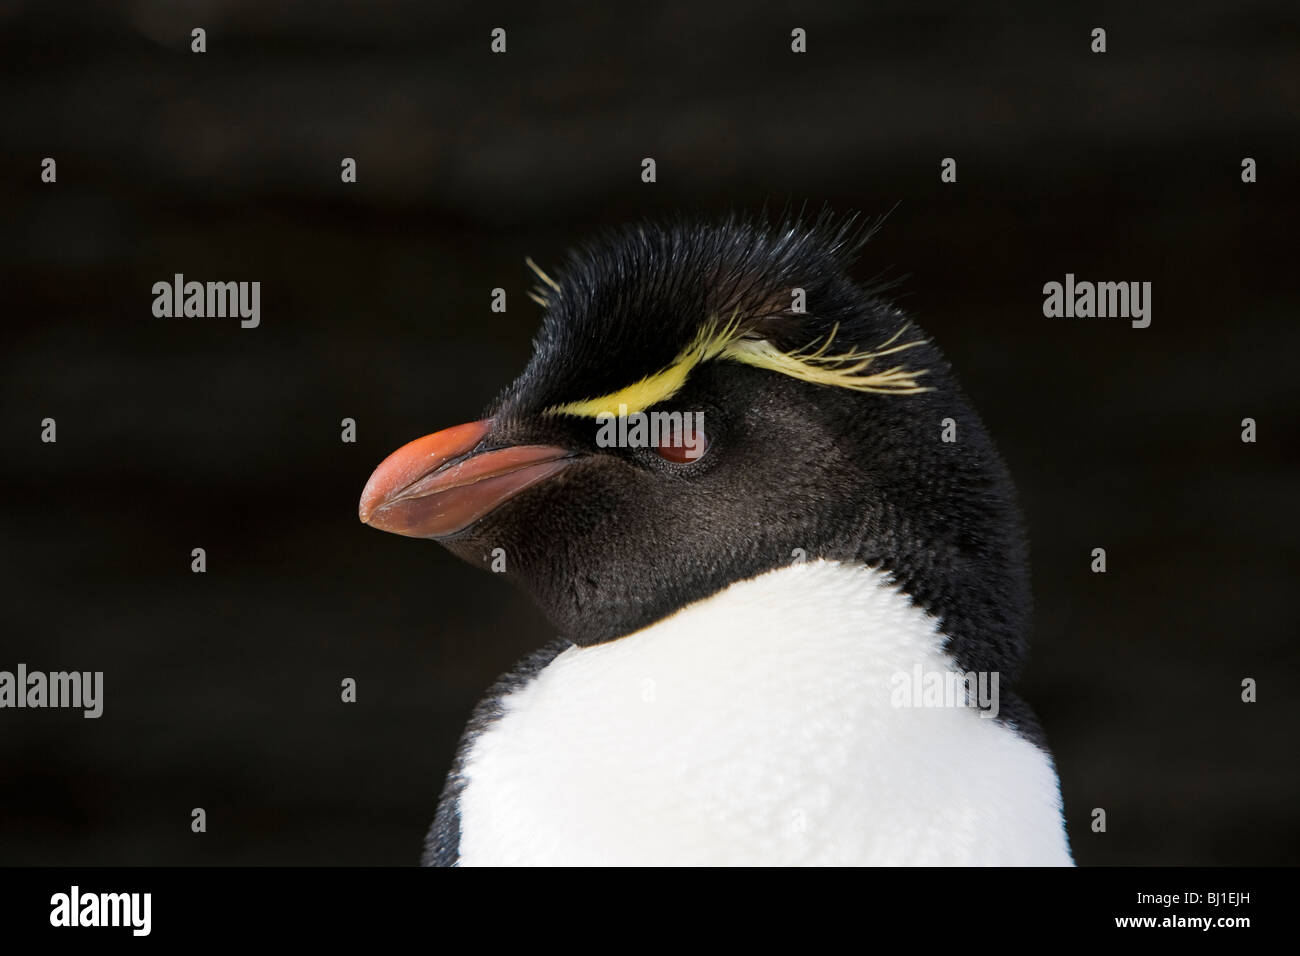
[2,1,1296,865]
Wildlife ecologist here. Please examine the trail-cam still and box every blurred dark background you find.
[2,1,1297,865]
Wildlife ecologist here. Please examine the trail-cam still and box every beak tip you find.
[357,488,380,525]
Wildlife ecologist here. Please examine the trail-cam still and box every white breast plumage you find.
[455,559,1073,866]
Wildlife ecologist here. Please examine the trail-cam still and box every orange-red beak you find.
[358,419,573,539]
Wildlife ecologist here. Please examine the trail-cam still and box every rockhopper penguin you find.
[359,211,1074,866]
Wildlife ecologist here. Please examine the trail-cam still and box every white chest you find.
[456,560,1072,866]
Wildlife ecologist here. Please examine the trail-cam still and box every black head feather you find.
[493,208,909,420]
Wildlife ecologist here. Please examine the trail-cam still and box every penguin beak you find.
[358,418,573,539]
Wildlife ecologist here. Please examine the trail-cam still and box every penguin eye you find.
[652,419,708,464]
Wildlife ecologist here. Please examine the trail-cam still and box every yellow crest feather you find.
[723,322,930,395]
[544,315,928,418]
[524,257,560,309]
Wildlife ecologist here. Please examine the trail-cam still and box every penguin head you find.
[360,212,1030,677]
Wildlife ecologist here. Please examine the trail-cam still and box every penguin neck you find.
[605,557,953,699]
[455,559,1073,865]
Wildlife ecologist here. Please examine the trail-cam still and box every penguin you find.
[359,210,1074,866]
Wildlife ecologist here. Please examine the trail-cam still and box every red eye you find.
[653,420,708,463]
